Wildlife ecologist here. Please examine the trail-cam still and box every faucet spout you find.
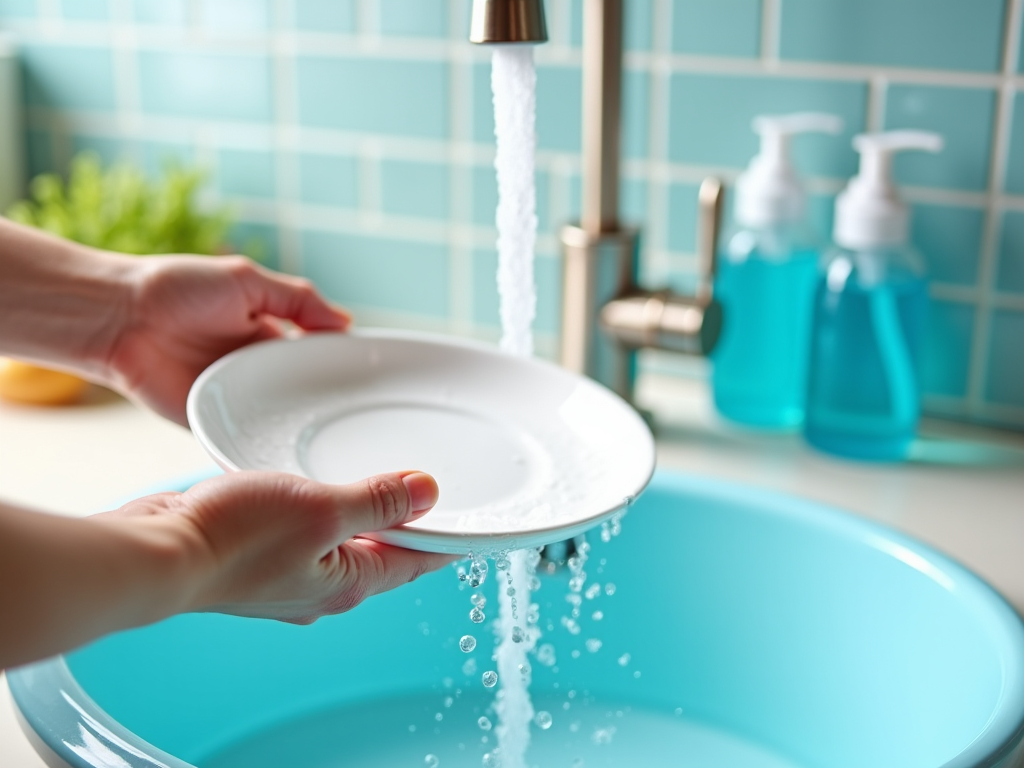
[469,0,548,44]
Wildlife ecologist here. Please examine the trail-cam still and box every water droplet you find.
[462,658,478,675]
[536,643,556,667]
[592,610,604,621]
[511,626,525,643]
[674,707,683,716]
[471,593,486,607]
[618,652,631,666]
[586,639,602,653]
[568,689,577,699]
[633,670,641,679]
[585,583,601,600]
[529,576,541,591]
[409,725,417,733]
[600,522,612,543]
[482,751,500,767]
[534,711,553,730]
[561,616,581,635]
[495,555,511,571]
[425,754,440,767]
[435,712,443,722]
[592,726,616,745]
[568,575,586,593]
[605,583,617,596]
[470,607,485,624]
[482,670,498,687]
[478,716,492,731]
[460,635,477,652]
[506,586,516,597]
[444,696,453,708]
[571,649,581,659]
[518,661,531,676]
[569,720,581,733]
[457,566,468,582]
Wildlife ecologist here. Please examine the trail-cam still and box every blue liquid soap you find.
[712,228,820,428]
[804,246,929,461]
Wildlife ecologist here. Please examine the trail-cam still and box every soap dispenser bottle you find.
[805,131,943,460]
[713,112,843,428]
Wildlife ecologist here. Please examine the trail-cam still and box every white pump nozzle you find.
[834,130,944,250]
[735,112,844,228]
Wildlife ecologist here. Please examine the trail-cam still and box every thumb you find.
[333,471,439,540]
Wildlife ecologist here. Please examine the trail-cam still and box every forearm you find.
[0,216,135,379]
[0,501,205,669]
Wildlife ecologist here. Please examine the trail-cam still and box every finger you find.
[330,538,455,612]
[249,317,285,344]
[242,262,351,331]
[332,471,440,541]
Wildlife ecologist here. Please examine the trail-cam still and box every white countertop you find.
[2,376,1023,766]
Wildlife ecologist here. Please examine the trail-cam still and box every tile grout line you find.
[966,0,1022,414]
[644,0,673,288]
[271,0,302,275]
[759,0,780,62]
[448,2,475,336]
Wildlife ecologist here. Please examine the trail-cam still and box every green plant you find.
[6,151,236,257]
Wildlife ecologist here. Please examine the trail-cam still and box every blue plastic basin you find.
[10,471,1024,767]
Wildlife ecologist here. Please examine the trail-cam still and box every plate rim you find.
[186,329,656,552]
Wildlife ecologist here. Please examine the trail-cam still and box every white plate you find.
[186,330,655,554]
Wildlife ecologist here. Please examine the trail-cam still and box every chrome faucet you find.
[470,0,723,403]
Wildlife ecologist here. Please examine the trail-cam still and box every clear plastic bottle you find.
[805,131,943,460]
[713,113,842,428]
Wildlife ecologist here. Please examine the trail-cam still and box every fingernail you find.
[402,472,439,515]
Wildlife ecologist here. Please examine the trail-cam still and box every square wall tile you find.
[986,309,1024,409]
[0,1,36,18]
[200,0,270,34]
[1005,94,1024,195]
[923,299,974,398]
[138,51,272,121]
[132,0,186,25]
[70,134,124,165]
[910,203,984,286]
[60,0,108,20]
[217,148,276,198]
[997,211,1024,293]
[302,230,450,316]
[293,0,355,32]
[884,85,995,192]
[669,73,866,177]
[667,182,700,253]
[380,158,450,219]
[22,44,117,111]
[472,249,561,334]
[621,176,648,224]
[473,62,494,142]
[299,153,358,207]
[623,69,649,159]
[228,221,279,268]
[379,0,448,38]
[624,0,653,51]
[297,57,448,138]
[537,65,582,152]
[780,0,1005,72]
[672,0,761,58]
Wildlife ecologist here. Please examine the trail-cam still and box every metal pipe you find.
[580,0,622,233]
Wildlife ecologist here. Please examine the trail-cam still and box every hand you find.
[106,256,349,426]
[108,470,451,624]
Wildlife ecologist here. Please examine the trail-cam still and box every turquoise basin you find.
[10,470,1024,767]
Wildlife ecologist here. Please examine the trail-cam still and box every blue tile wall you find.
[293,0,355,33]
[672,0,762,59]
[297,57,448,138]
[668,74,866,177]
[2,0,1022,428]
[998,212,1024,294]
[217,149,276,199]
[298,153,359,208]
[884,85,995,192]
[910,204,985,287]
[138,52,272,121]
[924,301,975,399]
[779,0,1005,72]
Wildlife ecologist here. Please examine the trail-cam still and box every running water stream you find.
[489,44,540,768]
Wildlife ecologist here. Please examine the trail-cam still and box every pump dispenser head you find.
[734,112,843,228]
[834,130,943,250]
